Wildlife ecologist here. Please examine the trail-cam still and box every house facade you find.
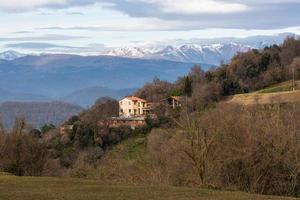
[59,125,74,135]
[119,96,150,117]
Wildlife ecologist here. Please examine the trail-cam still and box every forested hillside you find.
[134,36,300,105]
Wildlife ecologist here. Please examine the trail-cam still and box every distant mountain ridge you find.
[0,88,52,103]
[0,51,25,61]
[61,87,137,107]
[0,101,83,128]
[2,33,296,65]
[107,43,251,65]
[107,33,298,65]
[0,54,198,106]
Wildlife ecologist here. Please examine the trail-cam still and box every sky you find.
[0,0,300,54]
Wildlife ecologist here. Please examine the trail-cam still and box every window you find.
[134,109,137,114]
[120,109,123,113]
[129,109,131,113]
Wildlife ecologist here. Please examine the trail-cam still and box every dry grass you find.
[0,175,297,200]
[225,90,300,105]
[224,80,300,105]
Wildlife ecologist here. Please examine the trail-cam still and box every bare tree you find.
[172,110,219,186]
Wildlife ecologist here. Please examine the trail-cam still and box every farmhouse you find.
[119,96,151,117]
[168,96,185,108]
[98,96,151,129]
[59,125,73,135]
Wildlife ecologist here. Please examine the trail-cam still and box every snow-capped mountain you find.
[107,43,252,66]
[152,43,252,65]
[106,33,298,66]
[107,47,152,58]
[0,51,25,61]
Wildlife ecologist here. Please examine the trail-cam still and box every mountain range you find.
[0,50,25,61]
[1,33,296,66]
[0,32,297,108]
[0,54,197,107]
[107,43,251,65]
[0,101,83,128]
[107,33,297,65]
[60,87,137,107]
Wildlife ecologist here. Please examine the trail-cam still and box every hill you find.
[225,80,300,105]
[0,101,83,128]
[0,88,52,103]
[0,54,203,99]
[61,87,136,107]
[0,175,296,200]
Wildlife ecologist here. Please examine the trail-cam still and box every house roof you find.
[170,96,184,101]
[123,96,147,102]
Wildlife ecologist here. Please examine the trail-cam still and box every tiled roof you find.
[124,96,147,102]
[170,96,184,101]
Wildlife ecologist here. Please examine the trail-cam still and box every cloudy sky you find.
[0,0,300,54]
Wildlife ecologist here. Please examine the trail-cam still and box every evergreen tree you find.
[183,76,192,97]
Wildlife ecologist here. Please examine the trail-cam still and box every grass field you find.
[0,175,298,200]
[225,80,300,105]
[258,80,300,94]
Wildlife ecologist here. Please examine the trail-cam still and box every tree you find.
[134,79,174,102]
[29,129,42,138]
[173,110,219,185]
[280,37,300,67]
[287,57,300,90]
[8,118,26,176]
[0,119,4,135]
[41,124,56,134]
[66,115,80,125]
[183,76,192,97]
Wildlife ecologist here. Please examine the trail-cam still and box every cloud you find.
[1,0,300,30]
[38,24,179,32]
[65,11,83,15]
[0,0,100,12]
[102,0,300,29]
[0,34,88,42]
[12,31,35,34]
[134,0,248,14]
[37,19,188,31]
[5,42,73,49]
[5,42,107,54]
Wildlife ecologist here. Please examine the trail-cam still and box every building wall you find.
[119,98,147,117]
